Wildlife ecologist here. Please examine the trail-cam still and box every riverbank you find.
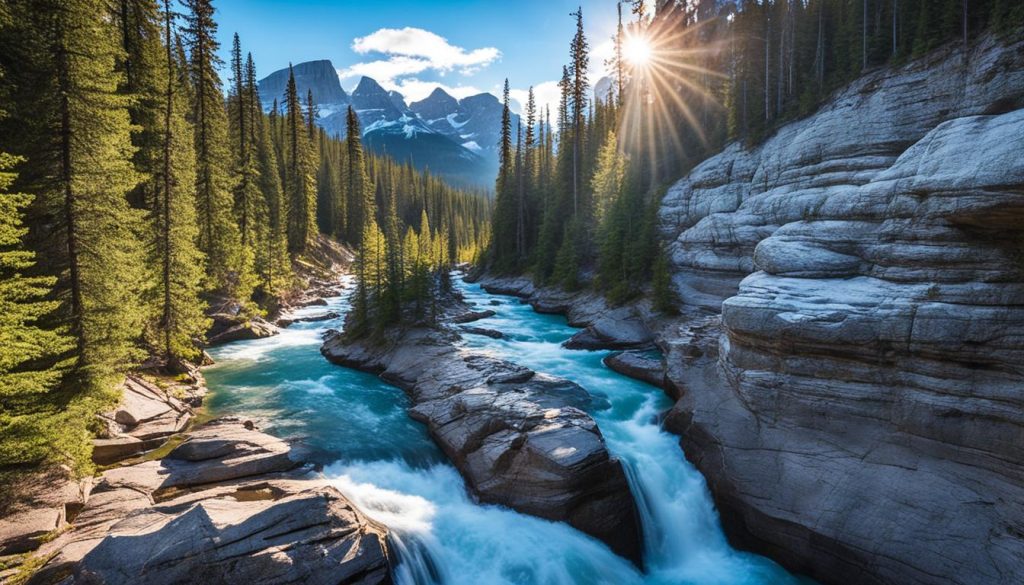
[10,418,392,585]
[0,238,357,584]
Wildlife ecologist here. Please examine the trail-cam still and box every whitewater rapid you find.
[204,275,806,585]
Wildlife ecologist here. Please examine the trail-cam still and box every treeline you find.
[486,0,1021,308]
[485,7,677,311]
[0,0,488,475]
[344,102,493,339]
[638,0,1024,185]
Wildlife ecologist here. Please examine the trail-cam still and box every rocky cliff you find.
[656,35,1024,585]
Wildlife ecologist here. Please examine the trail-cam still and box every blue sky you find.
[211,0,622,114]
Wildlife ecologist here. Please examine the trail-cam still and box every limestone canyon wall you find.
[658,36,1024,585]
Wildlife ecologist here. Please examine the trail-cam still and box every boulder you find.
[449,309,496,324]
[603,351,666,389]
[206,316,279,345]
[277,311,340,327]
[459,326,504,339]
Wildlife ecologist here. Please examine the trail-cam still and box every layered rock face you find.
[321,325,643,565]
[657,37,1024,585]
[27,419,391,585]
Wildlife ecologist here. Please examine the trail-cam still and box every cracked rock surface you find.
[652,36,1024,585]
[26,419,391,585]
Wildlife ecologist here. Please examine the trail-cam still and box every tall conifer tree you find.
[183,0,254,301]
[151,0,207,361]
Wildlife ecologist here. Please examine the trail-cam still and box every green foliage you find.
[0,152,77,471]
[183,0,255,302]
[0,0,492,479]
[284,66,317,254]
[651,243,679,315]
[149,2,209,361]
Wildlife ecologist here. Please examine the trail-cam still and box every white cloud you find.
[352,27,500,74]
[590,38,615,81]
[391,79,485,103]
[337,27,500,104]
[509,80,562,125]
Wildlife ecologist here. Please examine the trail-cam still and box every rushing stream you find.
[205,274,807,585]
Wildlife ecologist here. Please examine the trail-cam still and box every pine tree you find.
[380,184,403,323]
[183,0,254,302]
[284,65,317,253]
[345,106,372,246]
[116,0,164,211]
[228,33,259,259]
[0,151,79,471]
[151,0,208,362]
[245,54,291,295]
[569,7,590,221]
[651,242,679,315]
[591,129,624,222]
[489,79,516,272]
[2,0,150,408]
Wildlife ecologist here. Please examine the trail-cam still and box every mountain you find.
[259,60,349,110]
[594,76,615,103]
[258,61,494,187]
[410,88,520,182]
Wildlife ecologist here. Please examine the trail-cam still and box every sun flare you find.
[623,34,653,67]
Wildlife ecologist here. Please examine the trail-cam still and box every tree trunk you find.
[56,16,85,358]
[162,0,174,357]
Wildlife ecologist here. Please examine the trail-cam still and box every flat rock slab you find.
[27,419,391,585]
[93,376,195,464]
[70,482,389,585]
[322,327,642,565]
[450,309,496,324]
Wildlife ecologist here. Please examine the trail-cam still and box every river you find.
[205,274,807,585]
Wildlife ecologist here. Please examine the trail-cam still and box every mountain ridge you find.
[257,60,513,188]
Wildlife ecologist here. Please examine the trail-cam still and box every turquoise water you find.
[204,274,806,585]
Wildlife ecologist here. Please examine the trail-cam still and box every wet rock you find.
[206,314,279,345]
[459,326,504,339]
[277,311,340,327]
[322,329,643,565]
[604,351,665,389]
[449,309,496,324]
[478,276,535,297]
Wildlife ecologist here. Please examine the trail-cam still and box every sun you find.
[623,34,653,67]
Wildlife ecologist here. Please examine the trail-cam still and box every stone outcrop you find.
[276,311,340,328]
[650,36,1024,585]
[91,375,204,465]
[206,313,279,345]
[24,419,391,585]
[321,326,643,565]
[603,351,667,389]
